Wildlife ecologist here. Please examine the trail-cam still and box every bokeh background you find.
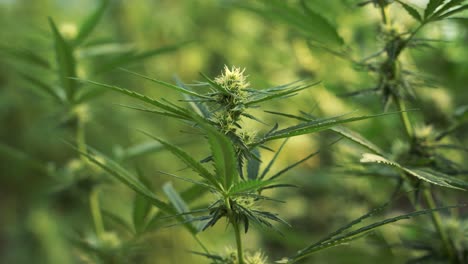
[1,0,467,263]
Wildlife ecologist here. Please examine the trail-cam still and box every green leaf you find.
[73,0,109,46]
[140,131,222,191]
[396,1,422,21]
[93,42,191,74]
[241,0,344,47]
[360,153,467,190]
[246,81,319,106]
[49,17,77,102]
[115,141,163,161]
[431,0,466,20]
[260,139,288,179]
[0,46,51,69]
[199,72,228,94]
[287,205,464,263]
[18,72,62,102]
[300,0,344,46]
[434,4,468,20]
[330,126,384,155]
[229,179,274,195]
[255,112,393,145]
[75,78,191,120]
[425,0,446,19]
[121,68,210,99]
[194,115,239,190]
[163,182,198,234]
[132,171,152,233]
[268,148,321,181]
[246,148,261,180]
[76,146,172,212]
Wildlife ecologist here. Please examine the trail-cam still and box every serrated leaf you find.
[396,1,422,21]
[75,78,191,120]
[330,126,384,155]
[246,81,319,106]
[288,205,464,263]
[49,17,77,101]
[425,0,446,19]
[360,153,467,190]
[140,131,222,191]
[300,0,344,46]
[241,0,343,47]
[194,115,239,189]
[73,0,109,46]
[122,68,209,99]
[256,112,393,145]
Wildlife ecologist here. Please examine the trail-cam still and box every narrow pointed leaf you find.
[247,148,261,180]
[425,0,446,19]
[76,146,172,212]
[163,182,198,234]
[289,205,464,262]
[330,126,384,155]
[256,113,392,145]
[300,0,344,46]
[49,17,77,101]
[260,139,288,179]
[194,116,239,189]
[75,78,191,119]
[19,72,62,102]
[434,4,468,20]
[360,153,467,190]
[132,171,152,233]
[199,72,227,93]
[73,0,109,46]
[122,68,210,99]
[432,0,466,19]
[396,1,422,21]
[229,179,274,195]
[140,131,222,191]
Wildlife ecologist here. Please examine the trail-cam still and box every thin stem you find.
[232,220,244,264]
[90,187,105,239]
[76,113,87,162]
[422,188,455,261]
[380,4,389,26]
[193,235,210,255]
[393,95,414,139]
[225,197,244,264]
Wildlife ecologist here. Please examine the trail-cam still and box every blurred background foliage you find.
[0,0,467,263]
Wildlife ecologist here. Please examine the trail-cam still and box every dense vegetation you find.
[1,0,468,263]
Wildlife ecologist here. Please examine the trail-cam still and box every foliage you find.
[1,0,468,263]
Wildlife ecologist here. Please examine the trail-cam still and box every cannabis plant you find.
[239,0,468,263]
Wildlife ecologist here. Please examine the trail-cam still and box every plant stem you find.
[77,113,87,162]
[393,95,414,140]
[90,187,105,239]
[225,197,244,264]
[233,220,244,264]
[422,188,455,262]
